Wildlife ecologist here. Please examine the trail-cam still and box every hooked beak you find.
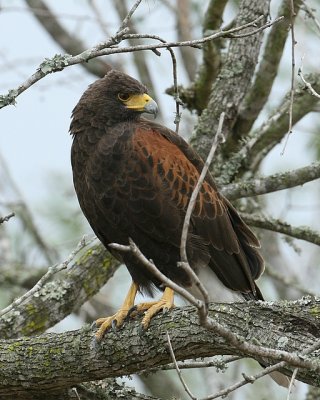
[124,93,158,118]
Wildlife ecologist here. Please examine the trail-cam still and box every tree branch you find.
[0,13,282,109]
[241,213,320,246]
[191,0,271,162]
[113,0,157,98]
[246,73,320,172]
[221,161,320,199]
[1,298,320,397]
[216,74,320,184]
[24,0,112,77]
[10,379,161,400]
[0,241,120,338]
[234,0,302,137]
[0,212,15,224]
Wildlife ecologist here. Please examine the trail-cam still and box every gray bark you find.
[1,298,320,397]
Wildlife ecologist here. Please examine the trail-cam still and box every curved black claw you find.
[111,319,118,332]
[126,305,138,320]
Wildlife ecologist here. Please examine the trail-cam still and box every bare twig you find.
[113,0,156,100]
[109,239,203,309]
[166,329,286,400]
[180,112,225,265]
[178,113,225,308]
[166,332,196,400]
[0,212,15,224]
[202,361,288,400]
[286,368,298,400]
[116,0,143,35]
[25,0,112,77]
[123,33,180,131]
[153,356,242,372]
[109,240,320,372]
[173,338,320,400]
[0,15,283,109]
[281,0,296,155]
[298,64,320,99]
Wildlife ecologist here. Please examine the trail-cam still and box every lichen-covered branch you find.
[0,12,281,109]
[215,74,320,184]
[191,0,270,162]
[24,0,113,77]
[0,242,120,338]
[221,161,320,199]
[234,0,302,137]
[1,298,320,398]
[241,213,320,246]
[246,73,320,172]
[73,380,161,400]
[11,379,161,400]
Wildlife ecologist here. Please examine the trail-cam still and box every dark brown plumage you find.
[70,70,264,338]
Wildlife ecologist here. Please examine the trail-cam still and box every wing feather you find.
[73,120,264,297]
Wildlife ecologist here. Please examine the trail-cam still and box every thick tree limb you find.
[241,213,320,246]
[221,161,320,199]
[191,0,270,161]
[234,0,302,137]
[10,379,161,400]
[73,380,160,400]
[0,242,120,338]
[1,298,320,397]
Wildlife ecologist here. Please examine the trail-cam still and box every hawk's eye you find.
[118,93,131,102]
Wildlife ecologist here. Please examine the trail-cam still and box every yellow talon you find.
[94,283,175,340]
[95,281,138,340]
[139,287,175,329]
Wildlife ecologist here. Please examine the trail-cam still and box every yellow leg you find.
[137,287,175,329]
[95,281,138,341]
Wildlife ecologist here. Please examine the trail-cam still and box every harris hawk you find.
[70,70,265,340]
